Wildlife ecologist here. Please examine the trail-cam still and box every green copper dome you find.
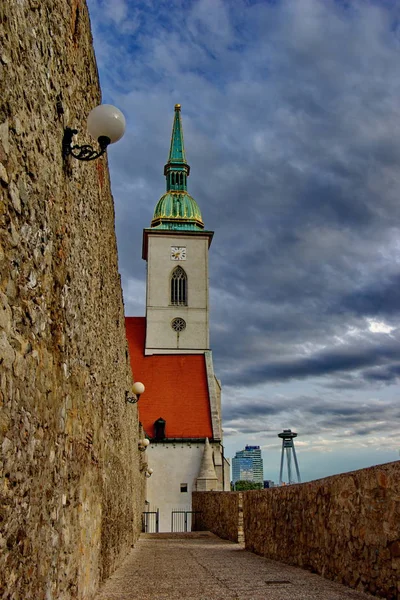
[151,104,204,231]
[151,191,203,230]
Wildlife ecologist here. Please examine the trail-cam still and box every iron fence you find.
[171,510,201,532]
[142,510,159,533]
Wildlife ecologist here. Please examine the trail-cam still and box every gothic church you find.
[125,105,229,532]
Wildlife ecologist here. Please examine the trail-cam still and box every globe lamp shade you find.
[87,104,126,144]
[132,381,145,396]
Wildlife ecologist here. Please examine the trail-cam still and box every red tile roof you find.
[125,317,213,439]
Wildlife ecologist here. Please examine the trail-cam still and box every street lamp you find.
[138,438,150,452]
[62,104,126,161]
[126,381,145,404]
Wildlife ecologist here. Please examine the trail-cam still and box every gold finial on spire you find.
[175,104,181,110]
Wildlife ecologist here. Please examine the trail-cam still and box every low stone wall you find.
[192,491,243,543]
[193,462,400,599]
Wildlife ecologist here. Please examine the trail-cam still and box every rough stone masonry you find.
[0,2,145,599]
[194,461,400,600]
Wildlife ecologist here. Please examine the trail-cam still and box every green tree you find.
[233,480,262,491]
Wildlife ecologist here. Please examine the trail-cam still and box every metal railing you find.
[142,509,159,533]
[171,510,201,532]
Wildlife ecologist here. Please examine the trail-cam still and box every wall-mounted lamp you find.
[138,438,150,452]
[140,465,153,477]
[62,104,126,161]
[126,381,145,404]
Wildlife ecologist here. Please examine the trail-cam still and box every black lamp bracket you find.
[125,390,140,404]
[62,127,110,161]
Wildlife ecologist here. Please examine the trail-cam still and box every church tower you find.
[125,105,229,532]
[142,104,213,355]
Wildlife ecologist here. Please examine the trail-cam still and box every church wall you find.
[146,443,204,531]
[146,441,224,531]
[212,447,230,491]
[145,233,210,352]
[0,3,145,599]
[204,352,222,440]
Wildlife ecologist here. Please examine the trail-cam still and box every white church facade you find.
[125,105,230,533]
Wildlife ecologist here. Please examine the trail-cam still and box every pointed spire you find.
[168,104,187,164]
[164,104,190,192]
[151,105,204,231]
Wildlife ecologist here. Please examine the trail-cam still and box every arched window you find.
[171,266,187,305]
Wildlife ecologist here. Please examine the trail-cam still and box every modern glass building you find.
[231,445,264,484]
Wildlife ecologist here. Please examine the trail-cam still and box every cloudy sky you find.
[87,0,400,483]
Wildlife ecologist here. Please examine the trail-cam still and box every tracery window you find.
[171,266,187,305]
[171,317,186,332]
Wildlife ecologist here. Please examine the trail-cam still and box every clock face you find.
[170,246,186,261]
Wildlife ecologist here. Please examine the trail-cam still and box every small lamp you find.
[126,381,145,404]
[63,104,126,161]
[138,438,150,452]
[132,381,145,397]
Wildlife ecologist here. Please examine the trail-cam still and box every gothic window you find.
[171,266,187,305]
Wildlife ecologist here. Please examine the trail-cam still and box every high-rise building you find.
[232,445,264,484]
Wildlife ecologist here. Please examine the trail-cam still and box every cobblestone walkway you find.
[94,532,376,600]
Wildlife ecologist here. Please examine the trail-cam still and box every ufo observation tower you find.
[278,429,301,485]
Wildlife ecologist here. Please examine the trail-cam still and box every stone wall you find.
[192,491,243,543]
[193,462,400,599]
[0,2,145,599]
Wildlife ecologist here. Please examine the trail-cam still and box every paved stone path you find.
[94,532,376,600]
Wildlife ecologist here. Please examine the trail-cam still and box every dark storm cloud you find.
[223,394,392,422]
[362,363,400,383]
[223,337,400,386]
[87,0,400,454]
[323,377,372,391]
[222,393,399,439]
[341,274,400,318]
